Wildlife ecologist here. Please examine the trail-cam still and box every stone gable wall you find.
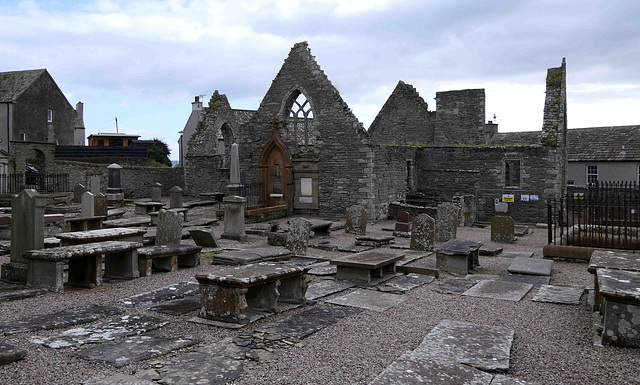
[434,89,486,145]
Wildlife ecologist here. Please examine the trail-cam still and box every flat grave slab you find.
[503,273,550,287]
[437,278,478,294]
[337,244,375,253]
[150,295,201,315]
[120,281,199,307]
[588,250,640,274]
[151,338,244,385]
[30,314,169,348]
[412,319,515,372]
[307,261,337,276]
[190,302,302,329]
[0,282,47,302]
[532,285,584,305]
[211,246,292,265]
[257,305,361,340]
[355,236,394,247]
[464,274,502,282]
[326,289,405,312]
[305,279,355,300]
[103,217,151,228]
[84,374,156,385]
[73,334,200,367]
[380,273,434,293]
[0,304,123,335]
[330,221,345,231]
[463,280,533,302]
[0,342,27,365]
[508,257,553,276]
[397,250,432,266]
[480,246,503,256]
[491,374,540,385]
[500,250,534,259]
[308,240,339,251]
[369,354,493,385]
[183,217,217,227]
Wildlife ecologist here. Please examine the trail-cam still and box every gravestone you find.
[395,211,412,232]
[106,163,124,203]
[221,196,247,241]
[491,216,516,243]
[345,205,367,235]
[189,228,220,248]
[151,182,162,202]
[435,202,458,242]
[156,209,183,245]
[89,175,101,195]
[286,217,311,256]
[73,183,85,203]
[410,214,435,251]
[94,193,108,217]
[80,191,95,218]
[0,189,46,283]
[227,142,242,197]
[169,186,183,209]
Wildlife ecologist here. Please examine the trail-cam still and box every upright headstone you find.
[80,191,95,218]
[151,182,162,202]
[156,209,183,245]
[491,216,516,243]
[286,217,311,256]
[345,205,367,235]
[106,163,124,204]
[435,202,458,242]
[411,214,435,251]
[221,196,247,241]
[73,183,86,203]
[227,143,242,197]
[395,211,412,232]
[89,175,101,195]
[94,193,108,217]
[0,189,46,283]
[169,186,183,209]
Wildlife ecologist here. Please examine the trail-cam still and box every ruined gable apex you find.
[207,90,232,112]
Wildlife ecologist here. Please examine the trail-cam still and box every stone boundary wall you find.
[49,160,184,199]
[184,155,230,196]
[371,145,416,220]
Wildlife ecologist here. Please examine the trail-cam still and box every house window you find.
[47,109,53,123]
[19,132,26,141]
[587,165,598,185]
[504,159,521,187]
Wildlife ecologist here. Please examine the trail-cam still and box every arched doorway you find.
[259,125,293,208]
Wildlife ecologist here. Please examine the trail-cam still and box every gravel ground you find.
[1,205,639,385]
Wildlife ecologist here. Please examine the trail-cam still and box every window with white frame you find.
[587,165,598,185]
[47,109,53,123]
[19,132,26,141]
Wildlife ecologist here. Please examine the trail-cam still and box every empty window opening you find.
[505,159,521,187]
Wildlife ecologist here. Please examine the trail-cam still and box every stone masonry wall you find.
[371,144,417,220]
[434,89,486,145]
[184,155,229,196]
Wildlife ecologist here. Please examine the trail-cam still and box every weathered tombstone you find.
[151,182,162,202]
[345,205,367,235]
[94,193,108,217]
[0,190,45,283]
[73,183,86,204]
[435,202,458,242]
[189,228,220,248]
[227,143,242,197]
[395,211,412,232]
[221,196,247,241]
[410,214,435,251]
[106,163,124,203]
[169,186,183,209]
[81,191,95,218]
[491,216,516,243]
[286,217,311,256]
[156,209,184,245]
[89,175,101,195]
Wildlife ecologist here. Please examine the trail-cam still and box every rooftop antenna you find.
[115,117,119,133]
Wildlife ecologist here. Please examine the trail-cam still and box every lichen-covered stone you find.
[345,205,367,235]
[411,214,434,251]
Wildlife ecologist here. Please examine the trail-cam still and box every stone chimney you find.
[76,101,84,119]
[193,96,203,111]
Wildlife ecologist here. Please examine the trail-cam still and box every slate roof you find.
[0,69,47,102]
[567,126,640,162]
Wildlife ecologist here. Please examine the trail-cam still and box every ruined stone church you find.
[184,42,566,224]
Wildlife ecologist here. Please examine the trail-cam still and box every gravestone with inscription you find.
[435,202,458,242]
[156,209,183,245]
[345,205,367,235]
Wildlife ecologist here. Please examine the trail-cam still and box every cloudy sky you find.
[1,0,638,160]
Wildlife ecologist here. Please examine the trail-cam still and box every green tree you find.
[148,138,172,167]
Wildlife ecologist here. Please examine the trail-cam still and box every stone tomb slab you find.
[150,295,202,315]
[257,305,361,340]
[491,374,540,385]
[380,273,434,293]
[337,244,375,253]
[84,374,156,385]
[369,354,494,385]
[30,314,169,348]
[397,250,432,266]
[508,257,553,276]
[0,282,48,302]
[437,278,478,294]
[0,304,123,335]
[119,281,199,308]
[73,334,200,367]
[463,280,533,302]
[480,246,503,256]
[0,342,27,365]
[306,279,355,300]
[326,289,405,312]
[503,273,550,287]
[532,285,584,305]
[500,250,534,259]
[412,319,515,372]
[211,246,292,265]
[307,261,337,276]
[189,302,302,330]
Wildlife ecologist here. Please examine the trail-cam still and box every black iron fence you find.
[547,182,640,249]
[240,182,264,210]
[0,173,70,194]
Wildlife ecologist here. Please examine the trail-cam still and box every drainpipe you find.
[6,103,9,153]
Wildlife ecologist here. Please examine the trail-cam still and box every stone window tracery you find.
[288,92,315,149]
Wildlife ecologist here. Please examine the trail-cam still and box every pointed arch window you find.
[288,92,315,149]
